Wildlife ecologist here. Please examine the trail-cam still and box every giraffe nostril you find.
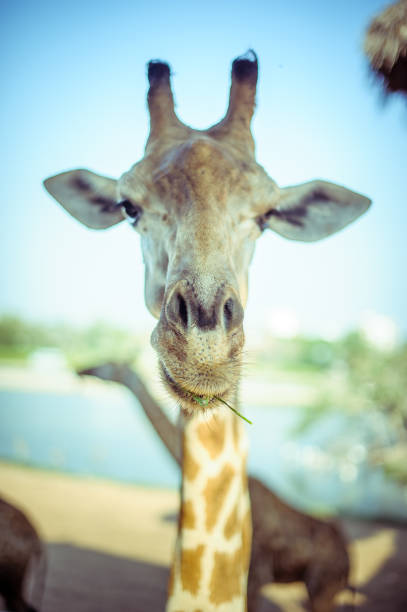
[177,294,188,327]
[222,294,244,332]
[223,298,234,329]
[166,287,190,331]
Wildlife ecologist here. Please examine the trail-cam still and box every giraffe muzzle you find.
[151,280,245,412]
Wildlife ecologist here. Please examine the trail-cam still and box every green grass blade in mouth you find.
[214,396,253,425]
[192,396,210,406]
[191,393,252,425]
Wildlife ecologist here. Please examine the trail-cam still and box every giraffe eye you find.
[119,200,143,224]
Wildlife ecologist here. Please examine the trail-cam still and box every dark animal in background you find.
[0,498,46,612]
[248,477,349,612]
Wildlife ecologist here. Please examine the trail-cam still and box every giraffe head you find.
[44,51,371,414]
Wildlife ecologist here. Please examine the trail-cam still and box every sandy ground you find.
[1,461,407,612]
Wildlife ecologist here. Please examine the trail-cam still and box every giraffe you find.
[80,362,351,612]
[43,51,370,611]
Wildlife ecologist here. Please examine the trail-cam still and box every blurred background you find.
[1,0,407,610]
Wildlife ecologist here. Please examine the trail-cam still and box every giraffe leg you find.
[247,570,262,612]
[306,572,345,612]
[247,541,273,612]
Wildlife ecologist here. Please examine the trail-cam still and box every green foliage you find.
[379,445,407,485]
[253,329,407,485]
[0,314,53,350]
[291,331,407,485]
[0,314,141,368]
[335,332,407,425]
[255,336,335,373]
[59,321,141,369]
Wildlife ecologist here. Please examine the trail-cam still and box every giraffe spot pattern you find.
[204,463,235,531]
[196,419,226,459]
[184,450,200,482]
[182,499,196,529]
[209,548,242,604]
[224,504,239,540]
[180,544,205,595]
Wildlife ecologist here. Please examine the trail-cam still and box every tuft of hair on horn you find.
[147,60,171,85]
[232,49,258,83]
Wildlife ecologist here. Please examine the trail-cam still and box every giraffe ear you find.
[261,180,371,242]
[43,169,124,229]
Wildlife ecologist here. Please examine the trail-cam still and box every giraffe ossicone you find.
[44,51,370,610]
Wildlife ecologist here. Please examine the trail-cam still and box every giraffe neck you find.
[167,397,251,612]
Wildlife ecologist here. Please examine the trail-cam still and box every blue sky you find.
[1,0,406,339]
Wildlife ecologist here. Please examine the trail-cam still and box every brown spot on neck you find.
[224,504,240,540]
[209,548,242,604]
[204,463,235,531]
[196,419,226,459]
[183,437,200,482]
[181,499,196,530]
[209,507,252,605]
[180,544,205,595]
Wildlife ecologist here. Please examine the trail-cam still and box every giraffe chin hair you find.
[159,360,234,415]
